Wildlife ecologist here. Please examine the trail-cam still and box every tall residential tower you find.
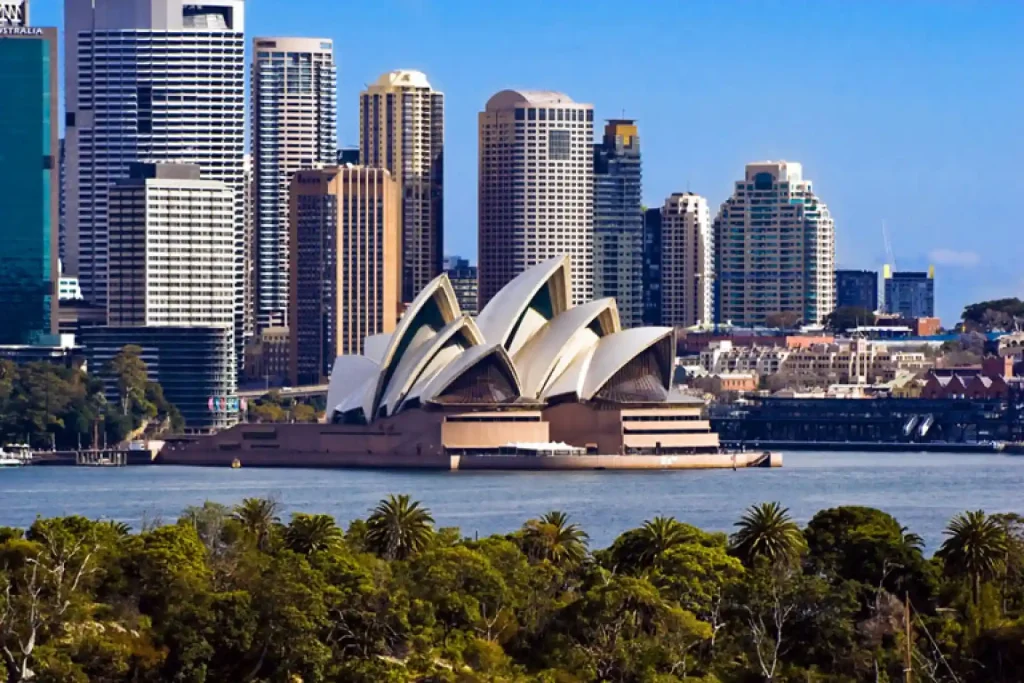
[713,161,835,326]
[64,0,246,350]
[478,90,594,308]
[593,119,643,328]
[360,70,443,304]
[252,37,337,330]
[660,193,713,328]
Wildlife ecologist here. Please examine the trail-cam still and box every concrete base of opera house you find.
[156,403,782,471]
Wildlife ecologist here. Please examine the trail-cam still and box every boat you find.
[231,458,241,469]
[0,444,33,467]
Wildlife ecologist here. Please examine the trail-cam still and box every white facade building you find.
[360,70,444,304]
[713,161,835,326]
[661,192,713,328]
[252,37,337,329]
[106,164,235,332]
[63,0,246,354]
[478,90,594,308]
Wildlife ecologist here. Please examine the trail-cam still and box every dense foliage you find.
[0,347,181,450]
[2,501,1024,682]
[961,298,1024,331]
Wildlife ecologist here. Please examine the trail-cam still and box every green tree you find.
[232,497,282,551]
[284,513,343,555]
[824,305,876,332]
[613,516,696,572]
[106,345,155,420]
[730,502,805,567]
[937,510,1008,604]
[365,494,434,561]
[519,510,589,566]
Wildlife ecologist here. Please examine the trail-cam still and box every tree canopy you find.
[1,500,1023,681]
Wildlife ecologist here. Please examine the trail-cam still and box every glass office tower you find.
[0,26,59,344]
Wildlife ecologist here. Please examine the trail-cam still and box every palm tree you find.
[284,513,342,555]
[521,510,590,565]
[730,502,804,567]
[232,497,282,551]
[937,510,1008,604]
[103,520,132,537]
[632,516,694,569]
[365,494,434,560]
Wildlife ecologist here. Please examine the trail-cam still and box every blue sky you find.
[36,0,1024,324]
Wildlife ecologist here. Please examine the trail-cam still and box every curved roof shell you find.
[419,343,522,405]
[513,298,621,399]
[326,355,380,419]
[475,256,571,356]
[380,315,484,416]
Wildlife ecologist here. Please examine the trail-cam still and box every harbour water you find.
[2,450,1023,551]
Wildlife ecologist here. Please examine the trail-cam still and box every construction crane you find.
[882,219,897,271]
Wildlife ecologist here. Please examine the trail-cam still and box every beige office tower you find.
[242,152,254,343]
[288,166,400,385]
[252,37,337,330]
[713,161,835,326]
[106,163,235,331]
[478,90,594,308]
[360,70,443,304]
[661,192,713,328]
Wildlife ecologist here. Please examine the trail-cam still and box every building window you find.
[548,130,571,160]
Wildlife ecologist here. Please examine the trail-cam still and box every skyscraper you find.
[478,90,594,308]
[593,119,643,328]
[360,70,444,304]
[661,193,713,328]
[883,266,935,318]
[289,166,400,385]
[642,208,663,325]
[443,255,479,316]
[64,0,246,353]
[107,163,235,330]
[836,269,878,311]
[252,37,337,330]
[0,21,58,344]
[713,161,835,326]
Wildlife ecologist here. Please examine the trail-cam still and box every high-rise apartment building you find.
[443,255,479,316]
[642,208,663,325]
[107,164,236,330]
[713,161,835,326]
[64,0,246,355]
[252,37,337,330]
[661,193,713,328]
[0,21,58,344]
[593,119,643,328]
[478,90,594,308]
[289,166,400,385]
[883,266,935,318]
[360,70,444,304]
[836,269,878,311]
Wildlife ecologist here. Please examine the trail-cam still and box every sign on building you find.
[0,1,27,27]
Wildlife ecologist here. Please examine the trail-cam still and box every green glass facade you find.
[0,29,58,344]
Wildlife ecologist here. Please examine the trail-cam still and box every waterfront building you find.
[252,37,337,330]
[443,256,479,316]
[242,153,255,346]
[288,166,400,385]
[107,164,235,333]
[478,90,594,308]
[593,120,643,328]
[82,326,237,432]
[778,338,929,386]
[642,207,663,325]
[883,265,935,318]
[64,0,246,360]
[661,192,713,328]
[713,161,835,326]
[0,22,58,345]
[700,341,791,376]
[836,269,878,311]
[58,275,82,301]
[360,70,444,304]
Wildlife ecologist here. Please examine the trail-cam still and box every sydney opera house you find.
[163,257,779,469]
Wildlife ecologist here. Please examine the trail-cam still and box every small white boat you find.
[0,444,33,467]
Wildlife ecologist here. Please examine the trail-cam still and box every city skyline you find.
[33,0,1024,324]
